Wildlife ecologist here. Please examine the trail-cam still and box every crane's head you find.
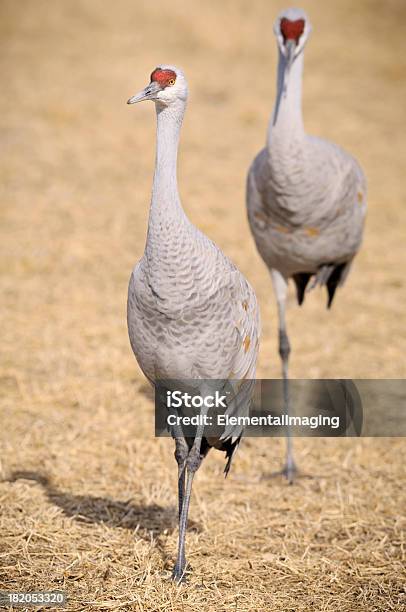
[274,8,312,73]
[127,65,188,108]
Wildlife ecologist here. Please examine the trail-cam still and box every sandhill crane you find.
[246,8,367,482]
[127,65,260,582]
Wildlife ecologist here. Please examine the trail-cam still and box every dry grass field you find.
[1,0,405,610]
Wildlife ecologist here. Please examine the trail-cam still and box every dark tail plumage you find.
[292,263,349,308]
[326,262,347,308]
[292,272,312,305]
[223,437,241,478]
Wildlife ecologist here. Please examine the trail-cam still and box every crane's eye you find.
[168,78,175,86]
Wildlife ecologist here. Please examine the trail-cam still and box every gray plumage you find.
[246,8,366,481]
[127,65,260,581]
[247,136,366,306]
[128,235,258,383]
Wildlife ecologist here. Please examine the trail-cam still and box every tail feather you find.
[223,436,242,478]
[292,273,312,306]
[326,263,348,308]
[291,262,351,309]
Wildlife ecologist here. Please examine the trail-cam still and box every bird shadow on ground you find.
[259,468,315,483]
[137,382,154,403]
[5,470,201,537]
[231,469,316,485]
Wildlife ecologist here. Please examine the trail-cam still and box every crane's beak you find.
[127,81,161,104]
[283,39,296,92]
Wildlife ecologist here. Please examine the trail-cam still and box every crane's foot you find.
[171,562,187,584]
[281,457,298,485]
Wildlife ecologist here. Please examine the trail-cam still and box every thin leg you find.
[172,462,196,582]
[174,437,188,520]
[172,406,208,583]
[271,270,297,484]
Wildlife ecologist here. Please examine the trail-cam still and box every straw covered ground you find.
[1,0,405,610]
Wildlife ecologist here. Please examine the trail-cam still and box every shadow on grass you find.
[137,382,154,403]
[6,470,201,536]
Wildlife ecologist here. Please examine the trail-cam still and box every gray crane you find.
[246,8,366,482]
[127,66,260,582]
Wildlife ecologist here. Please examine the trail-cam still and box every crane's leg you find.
[271,269,297,484]
[174,436,188,520]
[172,407,208,583]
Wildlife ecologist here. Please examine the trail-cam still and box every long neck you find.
[267,48,305,148]
[146,101,188,252]
[150,101,185,220]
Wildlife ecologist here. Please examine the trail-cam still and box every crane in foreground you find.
[127,65,260,582]
[246,8,366,482]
